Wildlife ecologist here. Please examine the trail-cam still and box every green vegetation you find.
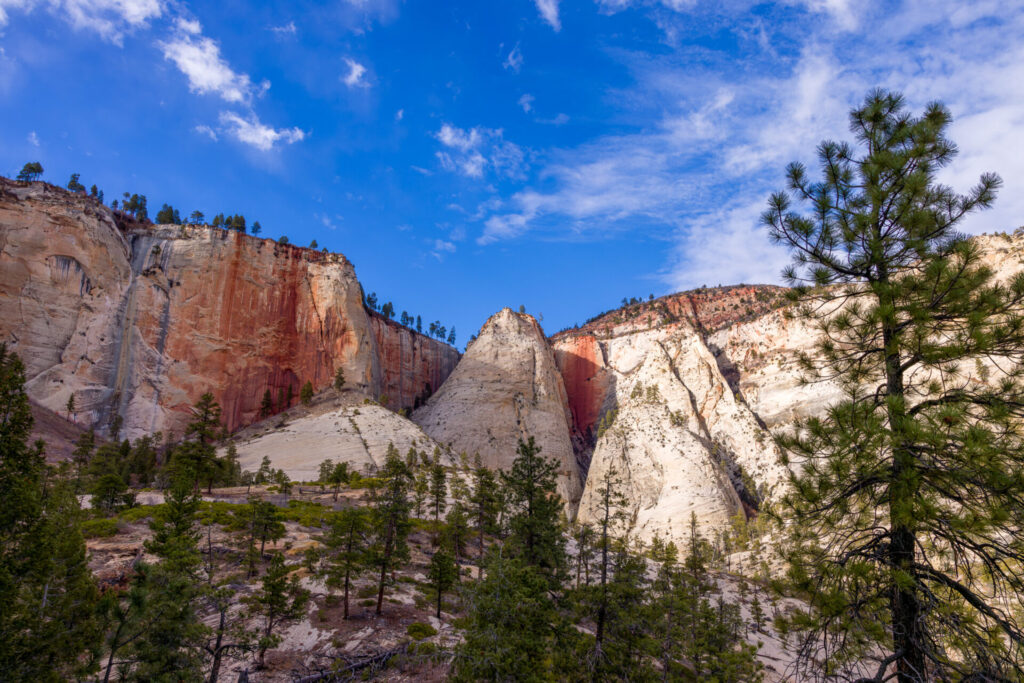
[767,89,1024,680]
[16,161,43,181]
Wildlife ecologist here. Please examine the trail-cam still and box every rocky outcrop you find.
[567,321,788,544]
[0,180,460,440]
[229,402,448,482]
[412,308,583,503]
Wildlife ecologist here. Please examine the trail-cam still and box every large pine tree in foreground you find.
[766,89,1024,680]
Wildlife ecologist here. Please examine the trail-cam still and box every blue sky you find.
[2,0,1023,346]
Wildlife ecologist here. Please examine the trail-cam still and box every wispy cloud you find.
[219,111,306,151]
[342,57,369,88]
[435,123,526,180]
[477,2,1024,295]
[27,130,38,146]
[193,124,217,141]
[503,43,523,72]
[159,18,266,104]
[518,93,534,113]
[0,0,163,44]
[534,0,560,31]
[269,20,297,36]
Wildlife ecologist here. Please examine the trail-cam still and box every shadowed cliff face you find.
[0,180,460,440]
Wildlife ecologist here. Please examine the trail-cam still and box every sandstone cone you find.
[413,308,583,503]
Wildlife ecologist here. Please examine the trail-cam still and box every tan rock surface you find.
[413,308,583,502]
[229,402,446,482]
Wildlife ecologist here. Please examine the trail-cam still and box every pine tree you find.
[299,380,314,406]
[251,221,262,236]
[241,497,285,578]
[322,507,369,619]
[452,548,560,682]
[67,173,86,192]
[333,367,345,391]
[501,436,566,583]
[587,464,629,670]
[72,429,95,490]
[132,478,206,680]
[368,443,413,615]
[200,522,251,683]
[173,392,223,493]
[246,553,309,669]
[0,345,100,681]
[469,454,500,575]
[428,547,458,619]
[429,450,447,543]
[260,388,273,417]
[16,161,43,181]
[766,89,1024,680]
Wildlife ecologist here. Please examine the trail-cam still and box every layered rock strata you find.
[0,180,459,440]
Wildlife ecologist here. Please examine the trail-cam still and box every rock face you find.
[412,308,583,503]
[562,320,788,544]
[0,180,459,440]
[230,402,447,482]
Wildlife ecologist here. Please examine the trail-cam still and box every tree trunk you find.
[208,610,226,683]
[884,322,925,683]
[343,568,350,620]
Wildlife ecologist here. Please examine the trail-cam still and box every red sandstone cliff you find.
[0,180,460,439]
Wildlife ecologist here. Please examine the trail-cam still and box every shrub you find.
[81,518,118,538]
[406,622,437,640]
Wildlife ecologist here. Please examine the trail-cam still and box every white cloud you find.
[342,58,369,88]
[27,130,38,146]
[0,0,162,43]
[193,124,217,141]
[534,0,560,31]
[435,123,526,180]
[786,0,859,31]
[269,20,296,36]
[395,108,404,121]
[503,43,523,72]
[476,1,1024,297]
[219,111,306,151]
[437,123,483,152]
[539,112,569,125]
[159,20,264,103]
[595,0,696,13]
[518,93,534,113]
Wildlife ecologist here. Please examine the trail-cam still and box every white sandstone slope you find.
[227,402,450,482]
[412,308,583,503]
[575,323,788,543]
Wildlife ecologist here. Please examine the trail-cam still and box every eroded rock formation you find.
[0,180,459,440]
[412,308,583,503]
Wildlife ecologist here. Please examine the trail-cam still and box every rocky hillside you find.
[0,179,460,441]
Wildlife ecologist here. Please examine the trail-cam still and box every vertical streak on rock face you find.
[0,181,460,441]
[552,334,613,472]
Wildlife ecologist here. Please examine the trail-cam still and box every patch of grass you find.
[81,518,118,538]
[117,505,161,523]
[358,599,375,607]
[281,500,331,527]
[406,622,437,640]
[356,584,378,599]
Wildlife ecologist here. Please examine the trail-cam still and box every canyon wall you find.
[0,180,460,440]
